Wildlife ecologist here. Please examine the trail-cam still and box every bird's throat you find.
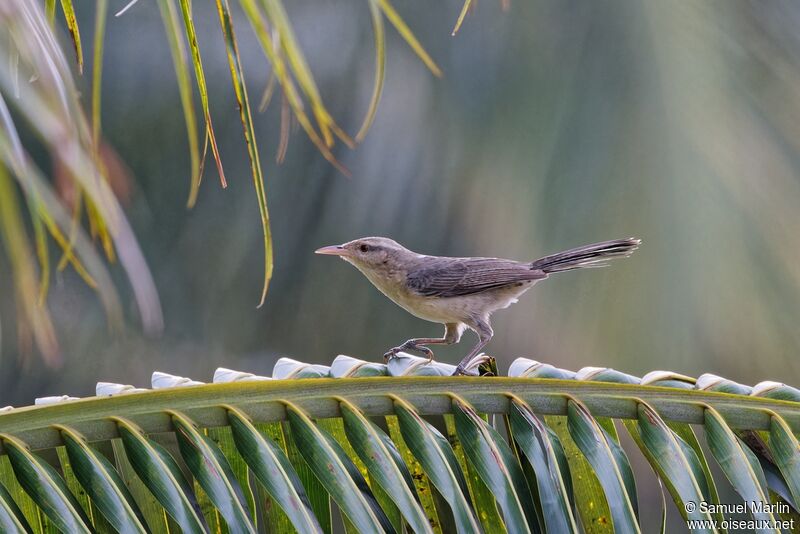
[353,263,409,303]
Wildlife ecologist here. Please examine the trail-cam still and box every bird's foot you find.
[383,348,400,363]
[451,353,492,376]
[383,342,435,363]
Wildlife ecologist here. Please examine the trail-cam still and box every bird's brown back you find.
[405,257,546,298]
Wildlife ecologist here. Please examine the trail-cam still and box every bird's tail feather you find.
[530,238,641,273]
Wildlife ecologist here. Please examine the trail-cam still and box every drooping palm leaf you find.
[1,357,800,532]
[0,0,447,362]
[0,0,163,363]
[157,0,202,207]
[58,0,82,72]
[451,0,473,36]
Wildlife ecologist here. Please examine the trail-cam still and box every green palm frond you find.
[1,356,799,532]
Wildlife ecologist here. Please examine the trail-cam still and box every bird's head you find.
[315,237,413,273]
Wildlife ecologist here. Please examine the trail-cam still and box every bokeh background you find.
[3,0,800,427]
[4,1,800,529]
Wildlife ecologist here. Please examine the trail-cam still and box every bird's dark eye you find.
[359,244,370,253]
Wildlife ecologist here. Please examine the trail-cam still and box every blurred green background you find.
[3,0,800,405]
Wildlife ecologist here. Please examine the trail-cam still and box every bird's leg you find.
[383,323,462,363]
[452,318,493,376]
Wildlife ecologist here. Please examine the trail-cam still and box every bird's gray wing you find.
[406,257,547,297]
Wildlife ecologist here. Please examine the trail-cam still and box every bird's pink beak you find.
[315,244,349,256]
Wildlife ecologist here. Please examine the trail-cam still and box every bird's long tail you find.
[530,238,641,273]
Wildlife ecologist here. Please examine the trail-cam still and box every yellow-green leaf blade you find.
[392,397,479,534]
[114,418,206,533]
[59,0,83,72]
[508,399,577,534]
[377,0,441,77]
[214,0,273,307]
[339,400,432,534]
[0,434,92,533]
[767,411,800,509]
[356,0,386,142]
[704,406,777,530]
[57,426,149,533]
[177,0,227,188]
[632,403,716,530]
[90,0,107,148]
[170,411,256,533]
[452,396,537,534]
[206,426,257,525]
[451,0,473,36]
[0,481,33,533]
[384,415,444,533]
[444,412,505,534]
[226,406,322,534]
[566,399,641,534]
[284,402,393,534]
[158,0,202,208]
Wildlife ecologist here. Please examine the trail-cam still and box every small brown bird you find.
[316,236,640,375]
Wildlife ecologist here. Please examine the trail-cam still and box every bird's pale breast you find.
[395,280,537,324]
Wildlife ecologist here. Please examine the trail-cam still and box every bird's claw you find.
[414,345,435,363]
[383,343,435,363]
[383,348,400,363]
